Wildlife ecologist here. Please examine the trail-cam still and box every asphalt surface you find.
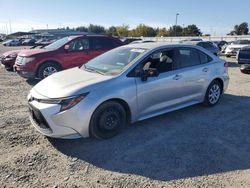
[0,45,250,187]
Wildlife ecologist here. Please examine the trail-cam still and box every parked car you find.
[225,40,250,57]
[236,46,250,64]
[183,41,220,55]
[22,39,36,46]
[240,64,250,74]
[14,35,123,79]
[2,39,21,46]
[0,49,23,70]
[213,40,228,50]
[122,38,142,45]
[27,43,229,139]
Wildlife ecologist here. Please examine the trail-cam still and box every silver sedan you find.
[28,43,229,139]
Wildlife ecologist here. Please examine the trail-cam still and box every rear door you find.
[89,37,117,57]
[63,38,92,68]
[174,47,212,102]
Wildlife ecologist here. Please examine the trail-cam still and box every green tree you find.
[183,24,202,36]
[75,26,88,32]
[156,28,169,37]
[88,24,105,34]
[128,24,156,37]
[116,25,129,37]
[228,22,249,35]
[169,25,183,36]
[106,26,118,36]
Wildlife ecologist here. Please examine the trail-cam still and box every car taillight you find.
[224,62,228,67]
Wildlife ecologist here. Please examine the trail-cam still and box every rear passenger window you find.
[176,48,200,68]
[91,38,115,49]
[199,51,212,64]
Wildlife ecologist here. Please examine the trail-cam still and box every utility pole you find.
[175,13,179,36]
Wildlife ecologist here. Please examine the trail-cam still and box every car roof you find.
[126,42,201,50]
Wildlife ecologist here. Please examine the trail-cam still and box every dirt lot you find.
[0,45,250,188]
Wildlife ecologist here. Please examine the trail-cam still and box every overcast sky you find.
[0,0,250,36]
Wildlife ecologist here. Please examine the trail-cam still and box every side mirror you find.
[141,68,159,81]
[64,44,70,50]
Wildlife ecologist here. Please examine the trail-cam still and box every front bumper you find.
[14,64,35,79]
[27,92,95,139]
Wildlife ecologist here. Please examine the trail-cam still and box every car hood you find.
[18,49,49,57]
[31,67,113,98]
[228,44,250,49]
[2,49,23,57]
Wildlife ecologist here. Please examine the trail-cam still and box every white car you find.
[225,40,250,57]
[2,39,20,46]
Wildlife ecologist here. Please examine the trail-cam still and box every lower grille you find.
[28,103,52,133]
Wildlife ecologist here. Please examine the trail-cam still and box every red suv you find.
[14,35,123,79]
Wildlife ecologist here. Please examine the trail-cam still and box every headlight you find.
[17,57,35,65]
[37,93,88,112]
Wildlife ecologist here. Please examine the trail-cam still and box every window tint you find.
[142,49,175,73]
[176,48,200,68]
[68,38,89,51]
[91,37,115,49]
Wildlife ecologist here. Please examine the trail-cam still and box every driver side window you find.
[142,49,175,73]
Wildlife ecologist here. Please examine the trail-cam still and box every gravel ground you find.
[0,46,250,188]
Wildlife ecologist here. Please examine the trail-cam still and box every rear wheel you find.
[203,80,222,106]
[37,62,62,79]
[90,101,126,139]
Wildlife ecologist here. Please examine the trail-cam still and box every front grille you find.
[28,103,52,133]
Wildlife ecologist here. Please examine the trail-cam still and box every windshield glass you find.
[44,37,69,50]
[81,47,146,76]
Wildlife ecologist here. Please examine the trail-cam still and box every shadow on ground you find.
[49,94,250,181]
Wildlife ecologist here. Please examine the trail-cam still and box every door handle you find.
[202,68,209,72]
[173,74,182,80]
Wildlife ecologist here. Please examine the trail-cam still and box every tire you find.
[37,62,62,79]
[203,80,222,106]
[90,101,126,139]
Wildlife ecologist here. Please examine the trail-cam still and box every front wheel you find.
[90,101,126,139]
[37,62,62,79]
[203,80,222,106]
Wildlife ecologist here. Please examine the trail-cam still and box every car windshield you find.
[81,47,146,76]
[44,37,69,50]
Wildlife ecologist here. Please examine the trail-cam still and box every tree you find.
[156,28,169,37]
[106,26,118,36]
[168,25,183,36]
[128,24,156,37]
[116,25,129,37]
[75,26,88,32]
[88,24,105,34]
[183,24,202,36]
[228,22,249,35]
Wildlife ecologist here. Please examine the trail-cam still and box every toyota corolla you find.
[28,43,229,139]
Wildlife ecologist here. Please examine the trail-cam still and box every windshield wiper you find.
[84,65,105,75]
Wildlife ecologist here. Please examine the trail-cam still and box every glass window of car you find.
[90,37,115,49]
[81,47,146,75]
[68,38,89,51]
[176,48,200,68]
[199,51,212,64]
[44,37,69,50]
[142,49,175,73]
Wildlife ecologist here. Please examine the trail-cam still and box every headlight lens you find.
[37,94,88,112]
[16,56,35,65]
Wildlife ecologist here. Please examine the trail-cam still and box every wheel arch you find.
[36,60,63,77]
